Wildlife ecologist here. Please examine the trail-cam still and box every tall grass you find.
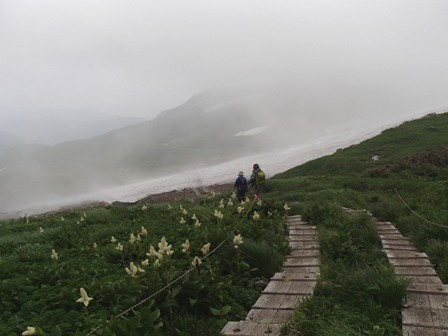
[283,208,409,335]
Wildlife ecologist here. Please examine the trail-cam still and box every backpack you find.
[236,176,248,191]
[255,170,266,185]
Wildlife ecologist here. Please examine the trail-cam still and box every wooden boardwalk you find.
[373,219,448,336]
[221,215,319,336]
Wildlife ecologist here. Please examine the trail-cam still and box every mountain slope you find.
[0,87,432,213]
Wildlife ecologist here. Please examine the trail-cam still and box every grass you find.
[1,111,448,335]
[0,196,289,335]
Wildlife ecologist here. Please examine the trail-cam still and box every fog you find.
[1,1,448,216]
[1,0,447,120]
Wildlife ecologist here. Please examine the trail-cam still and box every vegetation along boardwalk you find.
[373,219,448,336]
[221,215,319,336]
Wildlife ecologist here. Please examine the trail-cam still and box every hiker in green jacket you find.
[248,163,265,199]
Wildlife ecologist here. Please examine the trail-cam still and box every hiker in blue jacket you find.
[249,163,265,199]
[234,171,248,202]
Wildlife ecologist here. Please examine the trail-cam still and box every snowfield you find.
[1,109,436,219]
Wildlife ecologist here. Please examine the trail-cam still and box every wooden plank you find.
[221,321,281,336]
[263,281,293,294]
[289,249,320,257]
[394,266,437,276]
[405,293,431,308]
[282,266,320,274]
[289,241,319,249]
[246,308,292,324]
[382,245,419,251]
[431,309,448,329]
[389,259,434,267]
[381,240,413,245]
[402,306,434,327]
[406,276,443,285]
[288,281,316,295]
[289,237,316,242]
[246,309,277,323]
[404,326,448,336]
[285,257,320,266]
[379,234,409,239]
[271,272,317,281]
[385,251,428,259]
[428,294,448,310]
[263,281,315,295]
[252,294,304,310]
[409,284,448,295]
[289,228,316,233]
[383,244,418,253]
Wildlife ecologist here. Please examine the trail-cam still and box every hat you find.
[238,171,244,176]
[253,163,259,169]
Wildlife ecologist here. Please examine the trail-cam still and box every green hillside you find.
[1,112,448,335]
[264,112,448,334]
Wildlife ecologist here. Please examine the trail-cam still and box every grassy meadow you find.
[1,112,448,335]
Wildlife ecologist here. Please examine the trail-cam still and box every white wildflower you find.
[228,199,234,207]
[192,256,202,267]
[201,242,211,255]
[116,243,124,251]
[179,217,186,224]
[22,326,36,335]
[191,214,197,220]
[237,206,245,214]
[51,249,58,260]
[141,259,150,267]
[253,211,260,221]
[194,219,201,228]
[125,262,138,277]
[140,226,148,236]
[214,209,224,220]
[111,236,117,243]
[76,287,93,306]
[182,239,190,253]
[219,199,225,208]
[129,233,136,244]
[231,192,237,199]
[233,234,244,248]
[284,204,291,211]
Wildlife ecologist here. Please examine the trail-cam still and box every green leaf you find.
[209,305,232,316]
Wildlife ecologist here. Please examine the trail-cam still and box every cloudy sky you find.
[1,0,447,119]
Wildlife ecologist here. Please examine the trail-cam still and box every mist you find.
[1,0,448,216]
[1,0,447,119]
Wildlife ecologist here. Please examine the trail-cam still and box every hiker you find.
[249,163,265,199]
[234,171,248,202]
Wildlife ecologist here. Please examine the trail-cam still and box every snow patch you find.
[235,125,270,136]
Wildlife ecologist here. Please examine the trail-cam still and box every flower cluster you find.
[233,234,243,248]
[214,210,224,220]
[125,261,145,277]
